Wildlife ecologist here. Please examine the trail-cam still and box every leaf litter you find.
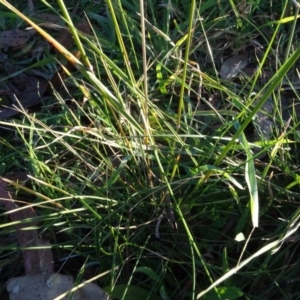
[219,52,249,80]
[0,29,33,49]
[0,9,90,120]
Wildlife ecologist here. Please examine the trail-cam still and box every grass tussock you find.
[0,0,300,299]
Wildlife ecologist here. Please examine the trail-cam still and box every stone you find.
[7,274,109,300]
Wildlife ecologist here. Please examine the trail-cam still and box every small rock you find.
[7,274,108,300]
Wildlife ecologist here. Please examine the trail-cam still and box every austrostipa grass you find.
[0,0,300,299]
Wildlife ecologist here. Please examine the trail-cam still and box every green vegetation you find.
[0,0,300,299]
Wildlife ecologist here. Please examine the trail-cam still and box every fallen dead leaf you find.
[0,5,91,119]
[237,0,251,16]
[33,13,62,24]
[0,29,32,48]
[0,58,47,119]
[56,19,91,52]
[220,52,249,79]
[48,18,91,92]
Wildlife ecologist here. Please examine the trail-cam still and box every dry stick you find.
[0,178,54,275]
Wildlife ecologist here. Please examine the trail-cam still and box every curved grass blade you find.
[234,120,259,228]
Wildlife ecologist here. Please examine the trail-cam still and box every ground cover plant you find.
[0,0,300,299]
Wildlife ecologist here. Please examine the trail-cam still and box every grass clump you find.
[0,0,300,299]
